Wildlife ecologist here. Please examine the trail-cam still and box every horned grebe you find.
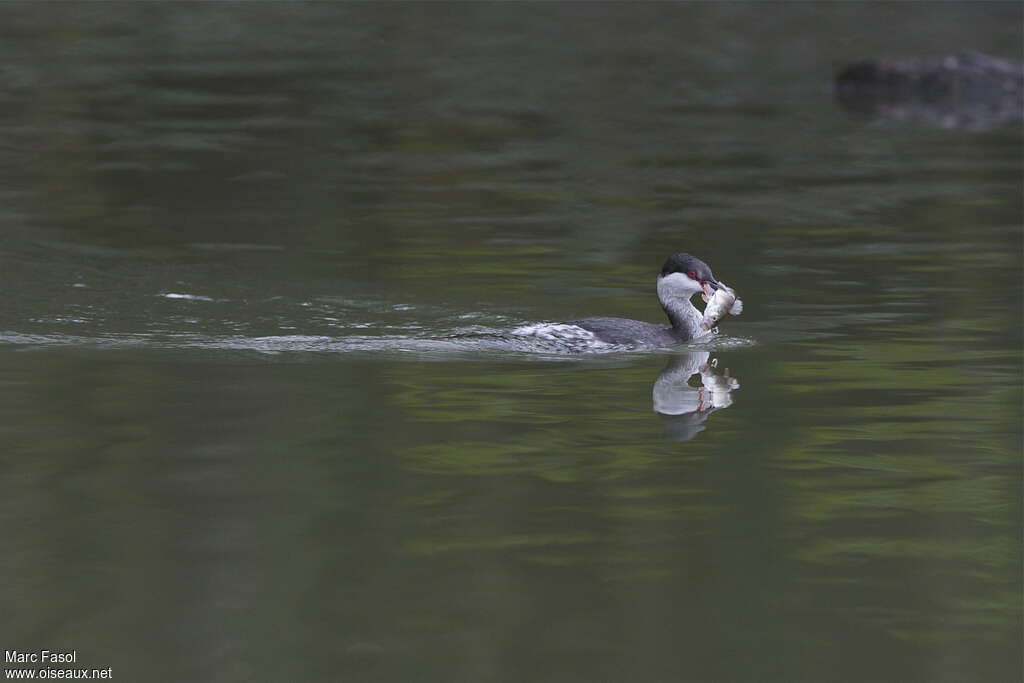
[514,253,732,352]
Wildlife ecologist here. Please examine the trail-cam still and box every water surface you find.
[0,4,1021,682]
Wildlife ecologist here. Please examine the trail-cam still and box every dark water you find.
[1,4,1021,682]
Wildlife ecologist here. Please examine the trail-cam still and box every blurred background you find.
[0,3,1021,682]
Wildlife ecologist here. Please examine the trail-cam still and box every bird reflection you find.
[652,351,740,441]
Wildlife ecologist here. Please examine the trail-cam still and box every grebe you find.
[515,253,731,352]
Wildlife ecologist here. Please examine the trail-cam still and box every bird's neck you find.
[657,280,704,335]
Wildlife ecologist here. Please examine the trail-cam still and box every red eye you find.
[687,270,698,280]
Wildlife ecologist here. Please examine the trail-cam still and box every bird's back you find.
[569,317,685,347]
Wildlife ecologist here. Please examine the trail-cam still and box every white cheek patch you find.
[657,272,700,300]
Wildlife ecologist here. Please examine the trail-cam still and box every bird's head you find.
[658,253,722,298]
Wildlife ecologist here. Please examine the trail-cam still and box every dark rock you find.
[835,51,1023,130]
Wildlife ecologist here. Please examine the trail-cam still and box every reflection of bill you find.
[652,352,740,441]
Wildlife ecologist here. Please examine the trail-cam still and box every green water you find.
[1,4,1021,682]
